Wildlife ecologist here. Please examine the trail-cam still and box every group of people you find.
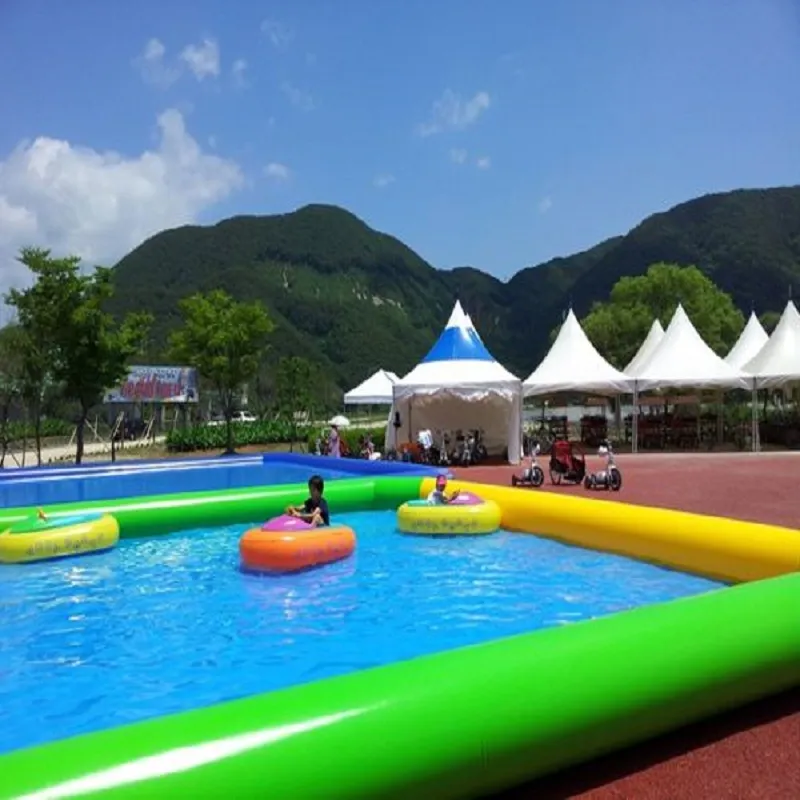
[286,472,458,530]
[323,424,375,459]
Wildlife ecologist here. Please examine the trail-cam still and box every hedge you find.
[305,426,386,455]
[0,419,74,440]
[165,420,386,454]
[165,420,307,453]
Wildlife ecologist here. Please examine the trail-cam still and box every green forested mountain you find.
[109,187,800,388]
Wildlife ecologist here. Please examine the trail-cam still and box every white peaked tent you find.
[742,301,800,387]
[523,309,632,396]
[343,369,399,405]
[633,305,748,392]
[725,312,768,370]
[630,304,748,453]
[388,301,523,464]
[625,320,665,376]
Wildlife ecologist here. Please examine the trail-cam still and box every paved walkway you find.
[464,459,800,800]
[3,436,166,468]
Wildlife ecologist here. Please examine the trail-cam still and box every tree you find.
[6,247,152,464]
[0,325,24,467]
[274,356,315,451]
[169,290,274,453]
[560,263,745,368]
[759,310,781,334]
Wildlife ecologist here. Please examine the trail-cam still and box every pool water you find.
[0,461,364,508]
[0,510,723,754]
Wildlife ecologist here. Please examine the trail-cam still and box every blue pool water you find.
[0,510,724,755]
[0,460,365,508]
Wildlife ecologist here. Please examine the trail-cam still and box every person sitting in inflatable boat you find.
[427,474,460,505]
[286,475,330,527]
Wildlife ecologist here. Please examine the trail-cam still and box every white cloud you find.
[0,109,243,301]
[133,38,181,88]
[231,58,247,87]
[264,162,291,181]
[372,174,395,189]
[415,89,491,137]
[281,82,314,112]
[180,38,220,81]
[476,156,491,170]
[449,148,468,164]
[261,20,294,50]
[538,196,553,214]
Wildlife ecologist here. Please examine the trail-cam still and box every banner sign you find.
[105,366,199,404]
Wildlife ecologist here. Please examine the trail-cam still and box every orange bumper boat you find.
[239,514,356,574]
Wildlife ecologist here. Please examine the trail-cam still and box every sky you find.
[1,0,799,303]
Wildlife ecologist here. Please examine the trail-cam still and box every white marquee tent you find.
[725,312,768,370]
[629,305,748,452]
[625,320,665,376]
[632,305,749,392]
[343,369,399,405]
[388,301,523,464]
[742,301,800,388]
[523,309,632,396]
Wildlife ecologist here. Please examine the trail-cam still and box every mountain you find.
[109,187,800,389]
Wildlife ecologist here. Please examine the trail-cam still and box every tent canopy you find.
[394,301,520,393]
[343,368,399,405]
[625,320,665,377]
[725,312,768,370]
[390,301,522,464]
[742,301,800,388]
[633,304,748,391]
[523,309,632,396]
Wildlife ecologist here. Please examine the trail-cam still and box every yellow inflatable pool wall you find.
[418,478,800,584]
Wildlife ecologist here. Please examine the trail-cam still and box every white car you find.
[206,411,257,426]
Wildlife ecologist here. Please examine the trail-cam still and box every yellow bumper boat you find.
[0,510,120,565]
[397,492,501,536]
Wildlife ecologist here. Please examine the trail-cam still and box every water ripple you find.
[0,509,722,754]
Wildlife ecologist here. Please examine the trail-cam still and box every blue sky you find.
[0,0,798,289]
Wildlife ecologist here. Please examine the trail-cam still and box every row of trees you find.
[0,250,319,464]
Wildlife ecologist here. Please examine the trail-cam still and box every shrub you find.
[305,426,386,455]
[166,419,310,453]
[1,419,74,440]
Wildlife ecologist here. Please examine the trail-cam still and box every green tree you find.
[274,356,314,451]
[561,263,745,368]
[0,325,24,467]
[169,290,274,454]
[6,247,152,464]
[759,310,781,334]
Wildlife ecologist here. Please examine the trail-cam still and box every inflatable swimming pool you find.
[0,511,120,564]
[239,514,356,573]
[397,491,501,535]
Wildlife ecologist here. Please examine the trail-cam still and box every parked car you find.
[206,411,258,427]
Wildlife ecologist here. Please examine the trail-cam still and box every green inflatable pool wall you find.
[0,476,422,539]
[1,573,799,799]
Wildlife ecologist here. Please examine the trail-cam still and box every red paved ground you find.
[453,453,800,800]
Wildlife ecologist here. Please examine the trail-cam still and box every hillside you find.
[110,188,800,388]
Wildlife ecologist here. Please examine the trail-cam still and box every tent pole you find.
[751,380,759,453]
[632,383,639,454]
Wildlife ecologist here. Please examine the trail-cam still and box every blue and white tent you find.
[389,302,523,464]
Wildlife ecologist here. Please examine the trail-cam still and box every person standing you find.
[328,424,341,458]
